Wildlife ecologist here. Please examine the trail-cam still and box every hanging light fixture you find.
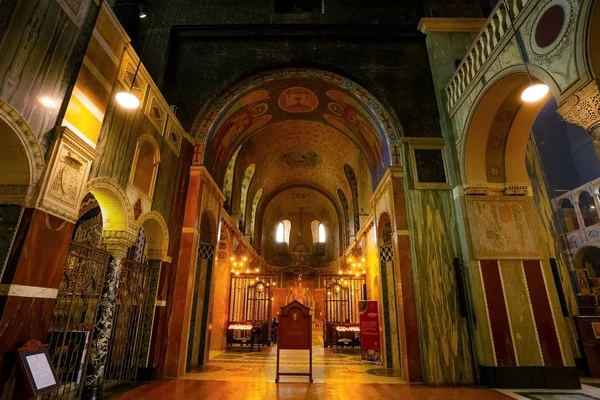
[113,3,152,109]
[503,0,549,103]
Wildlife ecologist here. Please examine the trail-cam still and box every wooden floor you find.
[111,379,513,400]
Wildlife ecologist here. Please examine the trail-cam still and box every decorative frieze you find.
[466,196,541,260]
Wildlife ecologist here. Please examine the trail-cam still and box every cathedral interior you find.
[3,0,600,399]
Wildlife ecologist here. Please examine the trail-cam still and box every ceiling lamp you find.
[503,0,550,103]
[115,91,140,109]
[112,3,152,110]
[521,83,549,103]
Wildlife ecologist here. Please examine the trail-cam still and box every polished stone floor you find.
[111,333,600,399]
[189,331,401,383]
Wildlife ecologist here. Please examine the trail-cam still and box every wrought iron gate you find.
[103,258,151,388]
[43,242,110,399]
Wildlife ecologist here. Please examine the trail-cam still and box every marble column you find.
[378,245,400,369]
[138,259,163,371]
[592,193,600,222]
[572,201,586,230]
[82,237,132,400]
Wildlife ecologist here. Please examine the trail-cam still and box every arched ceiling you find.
[234,120,369,211]
[198,70,400,188]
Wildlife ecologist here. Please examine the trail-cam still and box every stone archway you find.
[0,99,45,205]
[458,67,578,385]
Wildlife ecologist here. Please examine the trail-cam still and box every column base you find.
[479,365,581,389]
[82,383,103,400]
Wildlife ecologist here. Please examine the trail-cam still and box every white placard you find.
[25,354,57,390]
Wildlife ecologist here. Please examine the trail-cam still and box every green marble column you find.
[138,259,162,369]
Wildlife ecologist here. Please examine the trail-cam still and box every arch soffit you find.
[193,68,403,173]
[137,210,170,258]
[0,99,45,188]
[460,65,561,185]
[84,177,137,234]
[574,245,600,267]
[199,207,218,244]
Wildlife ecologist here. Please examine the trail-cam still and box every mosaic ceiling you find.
[233,120,367,213]
[200,71,396,187]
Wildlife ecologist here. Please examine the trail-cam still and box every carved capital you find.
[103,230,136,258]
[558,81,600,132]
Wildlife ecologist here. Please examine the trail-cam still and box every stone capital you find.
[557,80,600,132]
[103,230,136,258]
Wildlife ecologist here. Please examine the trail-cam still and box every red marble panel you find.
[0,297,56,399]
[480,260,516,366]
[2,209,73,287]
[391,177,408,230]
[523,260,563,367]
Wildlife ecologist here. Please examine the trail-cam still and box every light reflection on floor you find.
[184,331,403,384]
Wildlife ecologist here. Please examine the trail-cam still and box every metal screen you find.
[43,242,110,399]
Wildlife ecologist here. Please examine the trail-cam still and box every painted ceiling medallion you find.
[278,87,319,113]
[283,151,321,169]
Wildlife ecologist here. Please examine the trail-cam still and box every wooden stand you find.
[17,340,60,398]
[275,300,313,383]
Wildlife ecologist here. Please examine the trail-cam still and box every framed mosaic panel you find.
[406,138,450,190]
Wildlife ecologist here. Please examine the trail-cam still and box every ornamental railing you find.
[445,0,534,112]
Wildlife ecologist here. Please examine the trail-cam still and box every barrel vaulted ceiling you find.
[198,70,397,227]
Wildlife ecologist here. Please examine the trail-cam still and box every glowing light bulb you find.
[139,9,147,18]
[230,257,235,262]
[115,91,140,109]
[361,258,366,262]
[39,96,58,108]
[521,84,549,103]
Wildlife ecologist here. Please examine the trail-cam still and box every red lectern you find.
[276,300,313,383]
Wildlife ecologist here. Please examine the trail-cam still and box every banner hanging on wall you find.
[359,300,381,362]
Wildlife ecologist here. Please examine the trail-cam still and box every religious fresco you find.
[223,146,241,210]
[238,164,256,230]
[278,87,319,113]
[210,90,272,166]
[283,151,321,169]
[324,90,385,170]
[202,74,394,187]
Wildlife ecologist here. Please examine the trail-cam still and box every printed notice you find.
[25,354,57,390]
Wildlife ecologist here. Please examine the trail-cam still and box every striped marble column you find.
[82,238,132,399]
[139,259,163,370]
[379,245,401,369]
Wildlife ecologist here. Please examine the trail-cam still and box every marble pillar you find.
[139,259,162,370]
[378,245,399,369]
[572,201,586,230]
[82,238,132,399]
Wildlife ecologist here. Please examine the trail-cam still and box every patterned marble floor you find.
[187,331,399,383]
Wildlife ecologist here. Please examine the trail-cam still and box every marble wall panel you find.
[525,140,579,361]
[406,187,474,384]
[499,259,543,366]
[0,0,96,153]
